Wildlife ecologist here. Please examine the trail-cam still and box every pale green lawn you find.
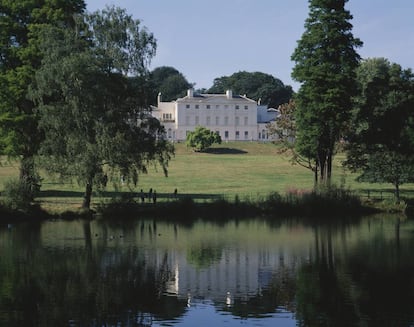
[1,142,413,212]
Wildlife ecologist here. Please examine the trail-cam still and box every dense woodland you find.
[0,0,413,213]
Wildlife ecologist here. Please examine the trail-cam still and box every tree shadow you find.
[203,147,248,155]
[38,190,84,198]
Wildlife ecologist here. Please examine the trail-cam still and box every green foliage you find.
[268,100,318,176]
[30,6,174,209]
[345,58,414,201]
[207,71,293,107]
[149,66,192,103]
[0,0,86,175]
[291,0,362,184]
[186,126,222,152]
[1,178,34,212]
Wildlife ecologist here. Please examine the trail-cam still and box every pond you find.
[0,214,413,326]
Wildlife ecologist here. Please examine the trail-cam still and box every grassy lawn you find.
[1,142,413,212]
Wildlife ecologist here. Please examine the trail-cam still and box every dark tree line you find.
[1,2,174,209]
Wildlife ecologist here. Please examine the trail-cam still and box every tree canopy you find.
[344,58,414,200]
[31,6,174,209]
[291,0,362,185]
[0,0,86,193]
[149,66,192,104]
[207,71,293,108]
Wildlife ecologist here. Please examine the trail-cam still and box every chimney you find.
[157,92,162,105]
[226,90,233,99]
[187,89,194,98]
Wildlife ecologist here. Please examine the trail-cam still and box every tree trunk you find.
[82,181,93,209]
[19,155,38,200]
[314,162,319,187]
[395,182,400,204]
[326,151,333,186]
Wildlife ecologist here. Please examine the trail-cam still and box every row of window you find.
[185,116,249,126]
[185,104,249,110]
[184,130,251,140]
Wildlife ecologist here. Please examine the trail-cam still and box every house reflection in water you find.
[155,246,299,305]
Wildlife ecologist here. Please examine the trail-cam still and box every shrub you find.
[1,178,35,212]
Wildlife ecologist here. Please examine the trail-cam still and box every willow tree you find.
[291,0,362,185]
[31,7,173,209]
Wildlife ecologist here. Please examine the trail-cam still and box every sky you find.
[85,0,414,92]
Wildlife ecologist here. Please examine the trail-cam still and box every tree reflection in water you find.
[1,215,414,326]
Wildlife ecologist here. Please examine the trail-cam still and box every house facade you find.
[151,89,279,141]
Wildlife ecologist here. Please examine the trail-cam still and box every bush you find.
[1,178,35,212]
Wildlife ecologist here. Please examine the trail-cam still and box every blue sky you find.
[86,0,414,91]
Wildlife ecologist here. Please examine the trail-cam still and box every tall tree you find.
[31,7,173,209]
[0,0,86,194]
[208,71,293,108]
[344,58,414,201]
[291,0,362,185]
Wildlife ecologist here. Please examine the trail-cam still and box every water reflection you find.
[0,215,413,326]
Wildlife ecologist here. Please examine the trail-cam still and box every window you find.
[195,104,199,109]
[206,105,211,109]
[186,104,190,109]
[235,117,240,126]
[195,116,199,125]
[244,116,248,126]
[224,116,229,125]
[236,131,240,140]
[225,131,229,139]
[224,105,229,109]
[244,105,248,110]
[216,105,220,109]
[244,131,248,140]
[235,105,240,110]
[215,116,219,125]
[186,116,190,125]
[262,129,266,139]
[206,116,211,125]
[168,128,172,138]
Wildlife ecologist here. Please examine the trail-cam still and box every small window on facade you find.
[186,116,190,125]
[206,116,211,125]
[235,105,240,110]
[206,105,210,109]
[224,116,229,125]
[244,117,248,126]
[244,131,248,140]
[235,117,239,126]
[195,104,199,109]
[244,105,248,110]
[236,131,240,139]
[224,105,229,109]
[215,116,219,125]
[195,116,199,125]
[216,105,220,109]
[225,131,229,139]
[186,104,190,109]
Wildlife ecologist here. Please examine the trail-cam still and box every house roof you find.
[177,93,256,103]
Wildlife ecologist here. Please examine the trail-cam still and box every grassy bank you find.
[1,142,413,216]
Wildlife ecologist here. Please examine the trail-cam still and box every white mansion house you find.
[151,89,279,141]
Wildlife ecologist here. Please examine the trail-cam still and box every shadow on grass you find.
[203,147,248,155]
[37,189,225,201]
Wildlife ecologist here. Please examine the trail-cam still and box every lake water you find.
[1,214,413,326]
